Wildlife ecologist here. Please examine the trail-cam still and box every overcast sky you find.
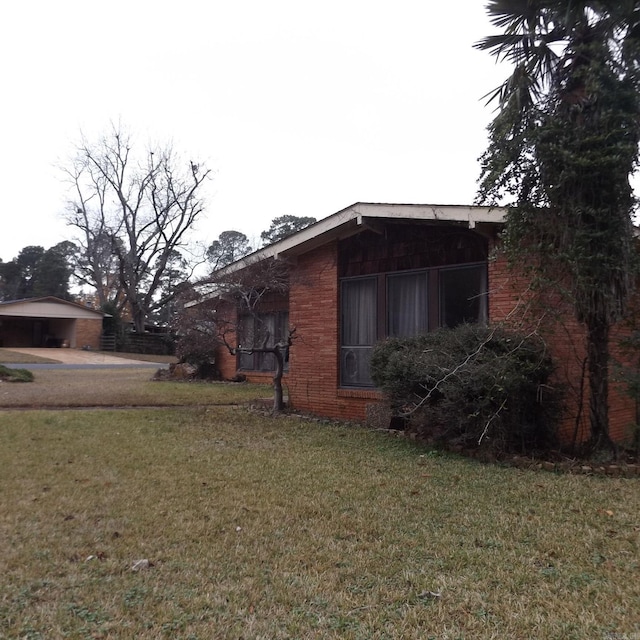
[1,0,509,262]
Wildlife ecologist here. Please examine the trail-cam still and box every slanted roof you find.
[217,202,507,276]
[0,296,106,319]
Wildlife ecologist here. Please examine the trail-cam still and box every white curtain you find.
[388,272,428,337]
[341,278,376,386]
[342,278,376,346]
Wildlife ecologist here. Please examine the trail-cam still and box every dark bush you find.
[370,324,561,455]
[174,331,220,380]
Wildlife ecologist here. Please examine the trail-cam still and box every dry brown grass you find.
[1,405,639,638]
[1,365,638,637]
[100,352,178,364]
[0,348,59,364]
[0,367,272,408]
[0,349,177,365]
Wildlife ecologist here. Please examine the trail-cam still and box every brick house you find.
[0,297,105,350]
[212,202,636,445]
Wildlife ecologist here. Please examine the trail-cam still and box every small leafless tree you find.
[63,124,211,331]
[178,257,292,411]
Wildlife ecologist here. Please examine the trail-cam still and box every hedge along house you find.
[0,297,105,349]
[212,202,636,446]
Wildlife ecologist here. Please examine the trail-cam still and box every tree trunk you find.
[272,347,285,412]
[131,304,146,334]
[586,319,616,455]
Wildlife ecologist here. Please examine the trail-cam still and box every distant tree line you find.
[0,242,76,302]
[1,121,317,335]
[205,215,316,270]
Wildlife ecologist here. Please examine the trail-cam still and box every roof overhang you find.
[215,202,506,277]
[0,296,106,319]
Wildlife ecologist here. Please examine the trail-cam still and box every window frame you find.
[237,310,290,373]
[339,261,487,388]
[340,276,378,387]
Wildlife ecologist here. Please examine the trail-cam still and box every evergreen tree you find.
[476,0,640,452]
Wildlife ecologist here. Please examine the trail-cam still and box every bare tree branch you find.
[62,124,211,330]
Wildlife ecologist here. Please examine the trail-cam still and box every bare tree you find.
[63,124,211,331]
[177,257,292,411]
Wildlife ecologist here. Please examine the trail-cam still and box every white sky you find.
[0,0,508,262]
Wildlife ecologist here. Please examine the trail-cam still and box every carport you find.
[0,297,105,349]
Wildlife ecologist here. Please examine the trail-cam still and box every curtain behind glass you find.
[341,278,376,386]
[341,278,376,346]
[388,272,428,337]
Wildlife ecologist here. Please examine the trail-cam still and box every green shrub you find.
[370,324,561,454]
[0,365,34,383]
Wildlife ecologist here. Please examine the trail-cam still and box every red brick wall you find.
[288,242,338,415]
[214,295,291,386]
[283,235,636,443]
[75,318,102,350]
[285,242,381,420]
[215,301,240,380]
[487,240,636,445]
[217,232,637,445]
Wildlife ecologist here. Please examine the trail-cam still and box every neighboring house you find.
[210,202,635,445]
[0,297,105,349]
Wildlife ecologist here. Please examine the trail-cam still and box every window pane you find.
[340,346,373,386]
[387,272,428,337]
[239,351,255,370]
[341,278,376,346]
[341,278,376,386]
[238,315,254,370]
[257,351,276,371]
[440,265,487,328]
[238,311,289,372]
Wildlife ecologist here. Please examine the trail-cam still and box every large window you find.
[340,263,487,387]
[340,278,377,386]
[238,311,289,372]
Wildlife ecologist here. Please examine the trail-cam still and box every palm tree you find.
[476,1,640,453]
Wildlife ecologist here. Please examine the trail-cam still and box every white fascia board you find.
[351,203,507,228]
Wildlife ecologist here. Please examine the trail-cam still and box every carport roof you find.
[0,296,106,319]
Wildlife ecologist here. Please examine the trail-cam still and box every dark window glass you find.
[341,278,376,386]
[238,312,289,372]
[440,265,487,328]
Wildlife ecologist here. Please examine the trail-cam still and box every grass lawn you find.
[0,349,60,364]
[0,368,272,408]
[1,404,639,638]
[0,349,177,365]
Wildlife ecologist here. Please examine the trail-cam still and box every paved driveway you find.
[3,348,166,368]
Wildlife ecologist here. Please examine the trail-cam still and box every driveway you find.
[2,348,167,369]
